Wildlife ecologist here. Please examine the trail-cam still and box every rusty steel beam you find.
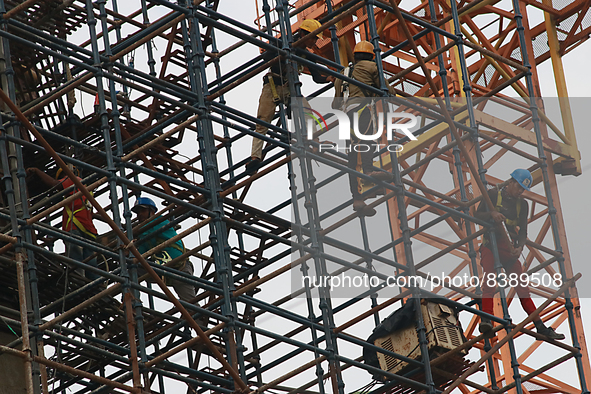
[3,0,42,20]
[15,252,34,394]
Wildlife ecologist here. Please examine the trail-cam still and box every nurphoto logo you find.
[291,97,419,154]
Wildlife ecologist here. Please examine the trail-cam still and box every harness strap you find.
[483,189,521,246]
[495,190,521,227]
[341,64,354,101]
[151,238,187,274]
[267,75,281,103]
[65,205,97,239]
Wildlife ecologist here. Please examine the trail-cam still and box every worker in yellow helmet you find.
[332,40,397,216]
[245,19,334,175]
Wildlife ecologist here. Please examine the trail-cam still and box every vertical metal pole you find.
[365,1,388,95]
[288,159,327,393]
[111,0,131,116]
[511,0,589,391]
[36,340,49,394]
[364,0,393,327]
[359,218,380,326]
[189,2,245,386]
[324,0,341,65]
[16,252,35,394]
[87,0,146,390]
[141,0,157,78]
[276,0,344,392]
[426,0,499,385]
[389,151,436,394]
[98,0,152,386]
[206,0,256,378]
[208,3,237,189]
[265,0,327,389]
[444,0,524,388]
[0,2,41,392]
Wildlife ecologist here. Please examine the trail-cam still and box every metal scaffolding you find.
[0,0,589,393]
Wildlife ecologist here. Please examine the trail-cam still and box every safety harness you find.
[64,187,96,239]
[151,236,186,270]
[496,189,521,227]
[340,63,354,108]
[482,189,522,246]
[266,74,282,104]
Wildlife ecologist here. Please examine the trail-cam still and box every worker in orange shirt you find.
[26,166,99,280]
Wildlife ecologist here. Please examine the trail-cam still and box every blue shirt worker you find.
[132,197,195,303]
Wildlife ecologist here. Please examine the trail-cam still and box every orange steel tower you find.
[284,0,590,392]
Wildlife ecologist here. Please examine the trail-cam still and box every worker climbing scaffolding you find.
[132,197,196,303]
[25,166,100,280]
[245,18,334,175]
[475,169,565,340]
[332,40,397,216]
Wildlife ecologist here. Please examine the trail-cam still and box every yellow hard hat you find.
[299,19,322,39]
[55,166,79,179]
[354,40,375,56]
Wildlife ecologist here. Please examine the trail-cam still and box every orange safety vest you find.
[61,177,97,239]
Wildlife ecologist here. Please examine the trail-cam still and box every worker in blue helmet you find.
[132,197,195,302]
[132,196,157,213]
[475,169,564,340]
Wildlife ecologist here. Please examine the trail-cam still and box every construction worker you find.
[332,40,397,216]
[246,18,334,175]
[475,169,564,340]
[26,166,99,280]
[132,197,195,303]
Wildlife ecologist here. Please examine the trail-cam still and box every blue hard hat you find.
[510,169,533,191]
[132,197,157,213]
